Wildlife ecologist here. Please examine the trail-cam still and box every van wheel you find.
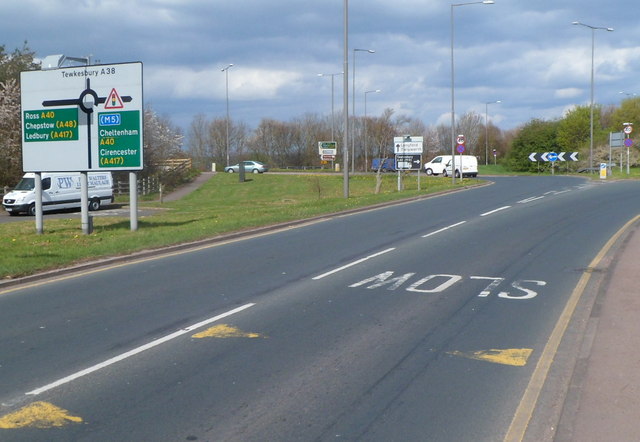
[442,170,448,177]
[89,199,101,211]
[425,168,433,176]
[455,170,461,178]
[28,203,36,216]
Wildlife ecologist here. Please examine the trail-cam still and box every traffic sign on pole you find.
[21,62,143,172]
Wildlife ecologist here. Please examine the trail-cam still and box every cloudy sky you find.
[2,0,639,137]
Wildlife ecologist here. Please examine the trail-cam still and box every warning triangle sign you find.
[104,88,124,109]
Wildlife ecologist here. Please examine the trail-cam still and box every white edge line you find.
[480,206,511,217]
[421,221,467,238]
[26,303,255,396]
[312,248,396,280]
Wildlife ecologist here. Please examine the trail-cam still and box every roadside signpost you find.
[21,62,143,172]
[393,136,423,191]
[623,123,633,175]
[20,62,143,234]
[318,141,337,168]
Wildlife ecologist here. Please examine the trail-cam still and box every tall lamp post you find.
[352,48,375,173]
[318,72,343,141]
[364,89,381,171]
[451,1,494,184]
[343,0,349,198]
[221,64,233,167]
[484,100,501,165]
[572,21,613,172]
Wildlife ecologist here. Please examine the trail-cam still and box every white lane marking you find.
[518,196,545,204]
[26,303,255,396]
[312,248,396,280]
[421,221,466,238]
[480,206,511,217]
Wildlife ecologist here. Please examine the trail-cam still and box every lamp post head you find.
[221,64,233,72]
[482,1,494,4]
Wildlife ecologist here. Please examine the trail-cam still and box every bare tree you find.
[456,111,483,157]
[188,114,210,170]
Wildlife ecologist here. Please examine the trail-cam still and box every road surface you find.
[1,176,639,441]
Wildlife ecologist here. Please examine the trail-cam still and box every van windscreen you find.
[14,178,34,191]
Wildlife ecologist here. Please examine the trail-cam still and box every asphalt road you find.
[1,176,639,441]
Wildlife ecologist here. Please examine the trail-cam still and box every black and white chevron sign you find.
[528,152,579,162]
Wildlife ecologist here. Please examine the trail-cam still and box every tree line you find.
[2,42,638,188]
[187,108,510,171]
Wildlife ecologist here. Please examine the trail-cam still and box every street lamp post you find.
[451,1,494,184]
[352,48,375,173]
[484,100,501,165]
[318,72,343,141]
[343,0,349,198]
[221,64,233,167]
[573,21,614,173]
[364,89,381,171]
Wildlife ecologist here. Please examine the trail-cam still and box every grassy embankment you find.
[1,172,478,280]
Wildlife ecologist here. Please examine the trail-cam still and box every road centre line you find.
[480,206,511,217]
[25,303,255,396]
[312,248,396,280]
[421,221,467,238]
[518,196,545,204]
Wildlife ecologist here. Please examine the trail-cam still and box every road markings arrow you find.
[0,401,82,429]
[447,348,533,366]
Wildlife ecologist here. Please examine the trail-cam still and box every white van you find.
[2,172,113,216]
[424,155,452,176]
[444,155,478,178]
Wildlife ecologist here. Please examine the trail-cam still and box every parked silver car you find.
[224,161,268,174]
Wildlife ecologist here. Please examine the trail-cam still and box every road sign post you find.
[20,62,144,233]
[393,136,423,191]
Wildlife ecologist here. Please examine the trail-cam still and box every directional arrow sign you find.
[547,152,558,162]
[540,152,549,162]
[528,152,538,162]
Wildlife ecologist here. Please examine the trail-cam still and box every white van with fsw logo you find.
[2,172,113,216]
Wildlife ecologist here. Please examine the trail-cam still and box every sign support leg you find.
[34,172,43,235]
[80,172,92,235]
[129,172,138,231]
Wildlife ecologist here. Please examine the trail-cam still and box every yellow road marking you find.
[448,348,533,367]
[191,324,263,339]
[0,401,82,429]
[504,214,640,442]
